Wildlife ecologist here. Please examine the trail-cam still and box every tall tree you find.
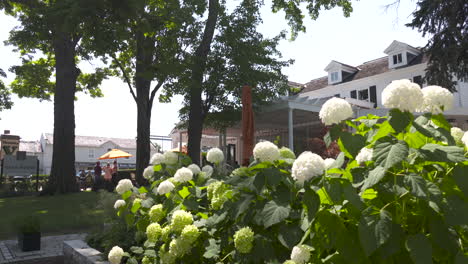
[1,0,108,193]
[406,0,467,91]
[91,0,200,183]
[171,0,353,164]
[0,68,13,113]
[163,0,292,142]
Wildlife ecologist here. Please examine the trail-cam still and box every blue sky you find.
[0,0,428,145]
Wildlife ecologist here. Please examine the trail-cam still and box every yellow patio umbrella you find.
[99,149,133,160]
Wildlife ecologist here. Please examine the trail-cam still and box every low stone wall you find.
[63,240,108,264]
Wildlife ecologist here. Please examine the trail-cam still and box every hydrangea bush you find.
[107,80,467,263]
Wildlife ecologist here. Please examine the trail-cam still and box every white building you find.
[39,134,158,174]
[297,40,468,129]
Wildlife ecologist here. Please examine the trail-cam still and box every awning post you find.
[288,108,294,151]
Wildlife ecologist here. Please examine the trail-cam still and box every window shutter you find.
[369,86,377,108]
[350,90,357,99]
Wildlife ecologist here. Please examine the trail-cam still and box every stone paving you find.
[0,233,86,264]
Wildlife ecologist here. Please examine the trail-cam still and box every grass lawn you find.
[0,191,107,239]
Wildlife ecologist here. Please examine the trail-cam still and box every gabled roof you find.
[299,52,428,94]
[324,60,358,72]
[384,40,421,55]
[43,133,145,149]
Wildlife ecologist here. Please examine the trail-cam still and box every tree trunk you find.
[134,31,154,184]
[44,32,79,194]
[187,0,219,164]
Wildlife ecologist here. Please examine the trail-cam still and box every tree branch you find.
[110,54,137,102]
[149,78,166,106]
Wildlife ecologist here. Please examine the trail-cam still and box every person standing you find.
[103,162,113,191]
[93,162,102,187]
[112,160,119,186]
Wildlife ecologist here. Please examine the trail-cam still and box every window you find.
[393,53,403,65]
[334,94,340,98]
[330,72,339,82]
[413,75,423,87]
[88,149,94,158]
[350,90,357,99]
[358,89,369,101]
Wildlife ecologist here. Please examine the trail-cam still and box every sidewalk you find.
[0,233,86,264]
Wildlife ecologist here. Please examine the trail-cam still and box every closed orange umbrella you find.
[98,149,133,160]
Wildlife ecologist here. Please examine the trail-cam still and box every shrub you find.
[105,81,468,264]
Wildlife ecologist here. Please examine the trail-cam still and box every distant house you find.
[298,40,468,129]
[39,134,158,174]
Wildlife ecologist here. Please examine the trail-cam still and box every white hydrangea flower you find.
[290,245,311,264]
[419,85,453,114]
[356,147,373,164]
[174,167,193,183]
[253,141,280,162]
[291,152,326,183]
[163,151,178,165]
[207,148,224,164]
[462,131,468,149]
[319,97,353,126]
[202,165,214,177]
[324,158,335,170]
[113,199,126,209]
[150,153,165,165]
[187,164,201,175]
[156,180,175,195]
[279,147,296,159]
[233,227,254,254]
[115,179,133,194]
[451,127,464,143]
[108,246,124,264]
[143,165,154,179]
[171,210,193,232]
[382,79,423,112]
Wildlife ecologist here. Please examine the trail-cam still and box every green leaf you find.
[359,209,392,256]
[203,239,220,259]
[388,108,412,133]
[138,186,148,194]
[324,179,343,203]
[122,190,132,200]
[136,218,149,233]
[144,249,156,258]
[375,210,392,247]
[373,137,408,169]
[431,113,451,131]
[418,144,466,163]
[406,234,433,264]
[405,131,427,149]
[338,132,367,158]
[324,124,343,147]
[260,200,291,228]
[178,186,190,199]
[131,201,141,214]
[303,188,320,219]
[125,214,135,227]
[130,246,144,254]
[442,195,468,226]
[372,121,395,142]
[234,195,254,219]
[126,257,138,264]
[153,164,162,172]
[404,174,428,199]
[343,181,364,210]
[278,224,303,249]
[361,166,386,191]
[253,171,266,193]
[361,189,377,200]
[453,165,468,197]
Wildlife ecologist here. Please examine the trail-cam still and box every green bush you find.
[104,82,468,264]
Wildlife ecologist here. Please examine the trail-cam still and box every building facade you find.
[297,40,468,129]
[39,133,158,174]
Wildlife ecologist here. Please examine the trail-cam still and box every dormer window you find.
[324,60,358,85]
[330,72,339,82]
[384,40,422,69]
[393,54,402,65]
